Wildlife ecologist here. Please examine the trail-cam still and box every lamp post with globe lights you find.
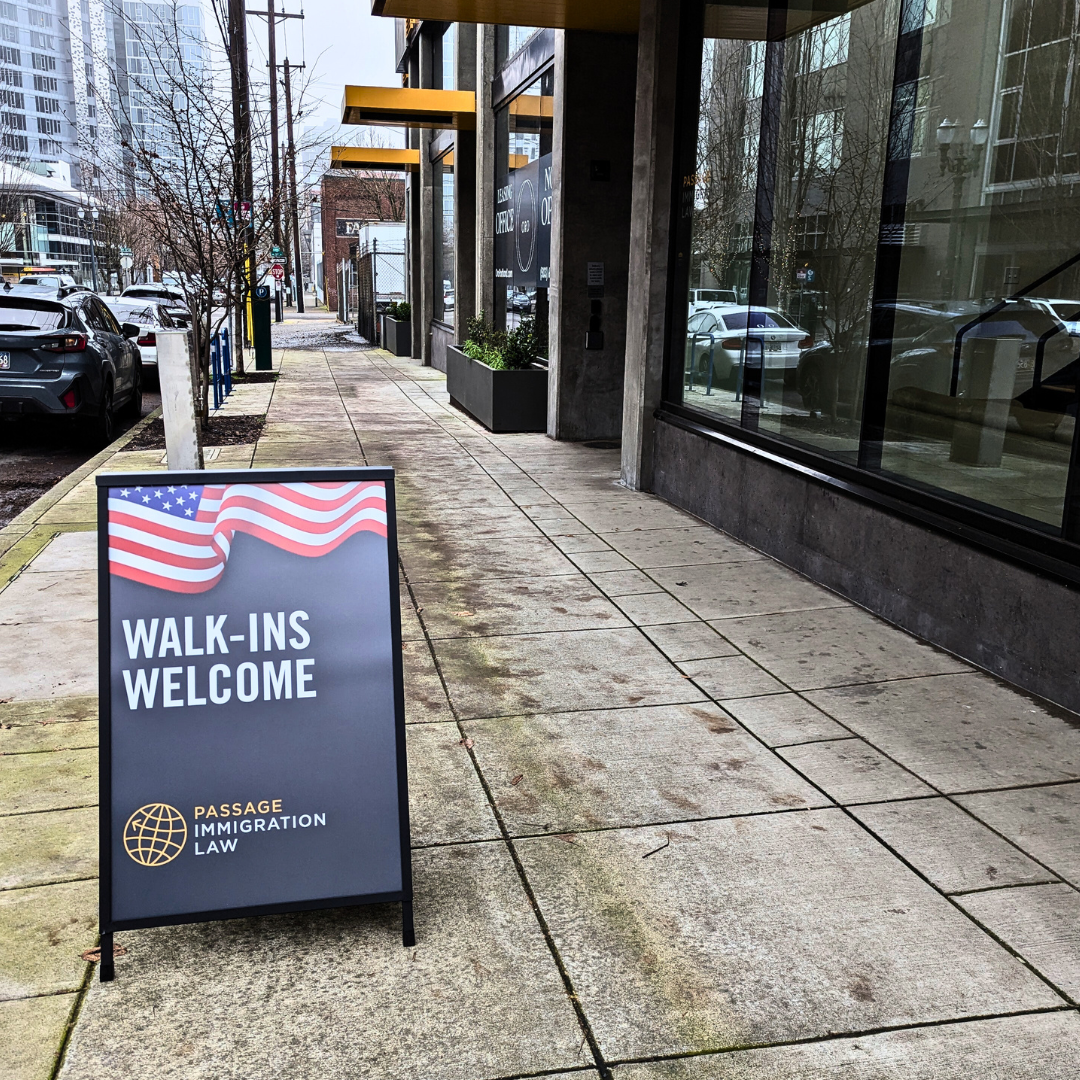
[936,117,989,300]
[76,206,100,293]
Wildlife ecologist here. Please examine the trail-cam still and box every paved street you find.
[2,313,1080,1078]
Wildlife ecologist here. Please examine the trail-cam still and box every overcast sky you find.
[244,0,401,145]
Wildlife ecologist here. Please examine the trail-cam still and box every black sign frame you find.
[95,466,413,981]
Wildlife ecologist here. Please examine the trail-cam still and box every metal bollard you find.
[221,326,232,394]
[210,335,221,410]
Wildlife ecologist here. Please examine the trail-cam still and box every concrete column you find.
[548,30,638,442]
[475,24,496,324]
[418,27,436,364]
[621,0,682,488]
[454,24,478,345]
[408,47,423,358]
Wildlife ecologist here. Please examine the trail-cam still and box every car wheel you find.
[123,364,143,419]
[84,380,115,447]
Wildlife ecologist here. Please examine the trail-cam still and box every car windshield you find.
[917,311,1059,346]
[1050,302,1080,321]
[722,310,795,330]
[0,298,68,331]
[126,288,181,302]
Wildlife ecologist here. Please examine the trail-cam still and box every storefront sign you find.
[494,152,552,290]
[95,468,412,980]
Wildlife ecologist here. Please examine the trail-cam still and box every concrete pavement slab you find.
[0,718,96,754]
[720,693,849,746]
[610,591,697,627]
[718,607,970,690]
[641,621,740,663]
[599,526,762,568]
[406,723,500,846]
[401,638,455,724]
[559,497,701,534]
[807,673,1080,792]
[0,994,77,1080]
[956,883,1080,998]
[0,879,96,999]
[612,1011,1080,1078]
[850,798,1054,893]
[411,575,631,639]
[516,809,1062,1059]
[432,628,708,720]
[464,702,827,834]
[652,561,844,622]
[397,504,544,542]
[0,570,95,625]
[587,569,664,597]
[399,535,577,582]
[677,656,786,700]
[777,739,934,804]
[956,783,1080,885]
[566,550,636,574]
[0,807,97,890]
[0,749,96,816]
[0,697,97,726]
[60,843,591,1080]
[23,531,95,573]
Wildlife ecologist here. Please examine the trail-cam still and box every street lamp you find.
[76,206,100,293]
[936,118,988,300]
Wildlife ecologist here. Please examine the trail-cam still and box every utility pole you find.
[282,58,305,314]
[247,3,302,323]
[227,0,254,369]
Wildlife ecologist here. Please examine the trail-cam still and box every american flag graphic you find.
[108,481,387,593]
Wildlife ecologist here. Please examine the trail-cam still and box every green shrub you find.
[385,300,411,321]
[464,311,538,370]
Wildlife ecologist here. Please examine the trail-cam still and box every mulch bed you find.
[126,414,266,452]
[229,371,279,384]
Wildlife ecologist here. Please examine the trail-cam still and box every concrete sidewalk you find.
[3,315,1080,1078]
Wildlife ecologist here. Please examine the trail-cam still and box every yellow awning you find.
[331,146,422,171]
[372,0,639,33]
[342,86,476,129]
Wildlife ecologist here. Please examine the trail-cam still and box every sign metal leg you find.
[99,932,115,982]
[401,900,415,948]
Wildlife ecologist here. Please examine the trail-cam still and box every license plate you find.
[766,341,782,352]
[0,353,8,369]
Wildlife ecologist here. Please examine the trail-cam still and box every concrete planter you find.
[382,316,412,356]
[446,345,547,433]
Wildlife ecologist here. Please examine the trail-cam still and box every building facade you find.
[371,0,1080,713]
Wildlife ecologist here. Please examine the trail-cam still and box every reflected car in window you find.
[686,305,811,389]
[105,299,176,377]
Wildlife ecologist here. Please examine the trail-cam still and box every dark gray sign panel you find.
[96,467,412,980]
[494,152,553,291]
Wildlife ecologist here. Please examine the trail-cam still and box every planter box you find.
[446,344,547,433]
[382,315,412,356]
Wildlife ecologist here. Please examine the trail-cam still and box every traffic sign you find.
[120,255,133,270]
[796,267,816,283]
[271,263,284,281]
[270,245,285,259]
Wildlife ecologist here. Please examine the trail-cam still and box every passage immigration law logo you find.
[124,803,188,866]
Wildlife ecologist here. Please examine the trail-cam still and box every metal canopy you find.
[371,0,639,33]
[330,146,422,171]
[341,86,476,129]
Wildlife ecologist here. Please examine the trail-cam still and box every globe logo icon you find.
[123,803,187,866]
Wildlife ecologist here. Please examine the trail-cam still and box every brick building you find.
[320,170,406,313]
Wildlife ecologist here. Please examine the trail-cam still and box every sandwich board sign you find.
[96,467,412,980]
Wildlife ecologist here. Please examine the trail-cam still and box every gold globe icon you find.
[123,803,187,866]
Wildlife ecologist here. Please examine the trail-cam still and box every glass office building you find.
[379,0,1080,711]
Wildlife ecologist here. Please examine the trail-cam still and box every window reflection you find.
[433,154,454,327]
[677,0,1080,533]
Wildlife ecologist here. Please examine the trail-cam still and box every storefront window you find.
[674,0,1080,536]
[496,25,539,67]
[494,66,553,347]
[433,154,454,327]
[440,23,455,91]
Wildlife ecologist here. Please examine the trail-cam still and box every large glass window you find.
[674,0,1080,539]
[440,23,455,91]
[494,66,553,350]
[433,153,454,327]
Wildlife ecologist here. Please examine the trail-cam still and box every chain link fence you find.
[355,241,406,345]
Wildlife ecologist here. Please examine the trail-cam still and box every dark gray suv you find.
[0,291,142,445]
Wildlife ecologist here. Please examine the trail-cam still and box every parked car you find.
[686,305,811,389]
[1029,298,1080,337]
[796,301,949,415]
[105,298,177,379]
[0,290,142,444]
[7,275,89,300]
[121,283,191,328]
[688,288,739,312]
